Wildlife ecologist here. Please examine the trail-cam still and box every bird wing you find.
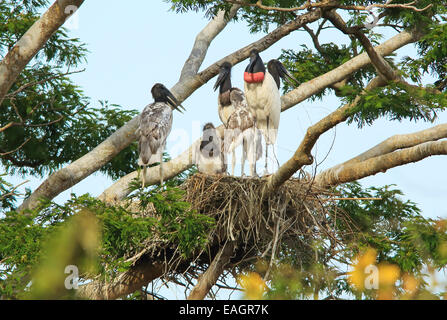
[225,108,256,153]
[138,102,173,164]
[229,88,248,110]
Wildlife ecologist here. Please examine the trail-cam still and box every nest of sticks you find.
[180,173,353,266]
[127,172,356,288]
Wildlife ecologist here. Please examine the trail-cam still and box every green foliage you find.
[280,43,377,98]
[346,81,447,127]
[0,1,139,179]
[401,20,447,89]
[0,176,216,298]
[130,184,215,258]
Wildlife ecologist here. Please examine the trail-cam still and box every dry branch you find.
[187,241,235,300]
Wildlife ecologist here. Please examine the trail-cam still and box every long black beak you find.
[270,59,299,88]
[246,55,257,73]
[165,89,186,113]
[214,67,230,91]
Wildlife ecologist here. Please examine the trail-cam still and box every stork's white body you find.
[244,72,281,146]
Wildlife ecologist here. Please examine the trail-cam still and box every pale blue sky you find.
[5,0,447,299]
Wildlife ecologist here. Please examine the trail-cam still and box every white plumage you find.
[244,50,298,174]
[137,83,185,187]
[195,123,227,175]
[244,72,281,146]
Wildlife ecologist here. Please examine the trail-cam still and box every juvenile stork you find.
[243,49,298,175]
[214,62,262,176]
[138,83,185,188]
[195,122,227,175]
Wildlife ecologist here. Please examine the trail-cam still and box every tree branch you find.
[179,5,241,81]
[323,9,399,81]
[187,242,235,300]
[315,123,447,187]
[0,0,85,106]
[316,140,447,187]
[280,28,420,112]
[224,0,432,13]
[77,262,164,300]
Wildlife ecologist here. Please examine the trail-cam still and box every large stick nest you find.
[181,174,350,266]
[128,173,355,287]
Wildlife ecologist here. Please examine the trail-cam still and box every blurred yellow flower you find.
[377,263,400,300]
[402,273,419,294]
[378,264,400,286]
[348,248,377,291]
[237,272,268,300]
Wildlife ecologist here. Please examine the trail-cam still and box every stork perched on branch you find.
[137,83,185,188]
[214,62,262,176]
[244,49,298,175]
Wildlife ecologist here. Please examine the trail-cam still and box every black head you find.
[151,83,186,113]
[214,62,232,92]
[267,59,299,89]
[246,49,265,74]
[203,122,216,131]
[249,49,260,60]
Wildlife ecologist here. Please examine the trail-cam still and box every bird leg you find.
[142,165,147,188]
[272,143,280,170]
[263,116,270,176]
[241,138,246,177]
[231,149,236,176]
[159,152,164,186]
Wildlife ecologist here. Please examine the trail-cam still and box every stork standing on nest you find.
[195,122,227,175]
[214,62,262,176]
[244,49,298,175]
[137,83,185,188]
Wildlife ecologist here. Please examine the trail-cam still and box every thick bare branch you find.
[187,242,235,300]
[0,0,85,106]
[77,262,164,300]
[179,5,241,81]
[315,123,447,187]
[316,140,447,187]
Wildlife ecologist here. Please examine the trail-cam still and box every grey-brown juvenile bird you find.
[137,83,185,187]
